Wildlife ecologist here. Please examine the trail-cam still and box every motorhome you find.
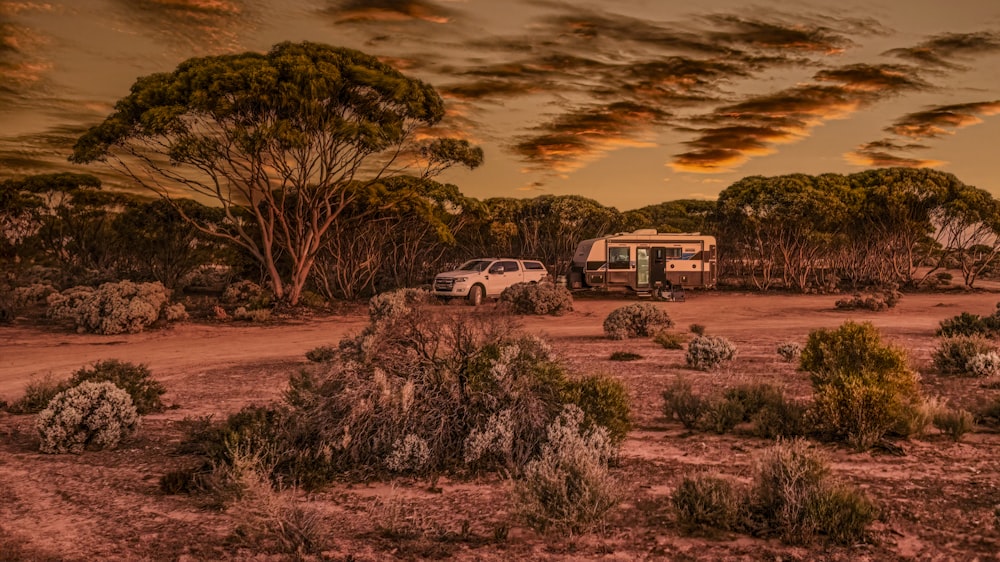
[567,230,717,298]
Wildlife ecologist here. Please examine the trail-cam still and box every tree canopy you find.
[71,41,483,304]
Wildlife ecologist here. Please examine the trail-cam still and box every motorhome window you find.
[608,247,630,269]
[665,248,682,258]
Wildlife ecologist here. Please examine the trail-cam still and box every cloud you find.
[886,100,1000,139]
[844,145,944,168]
[511,101,669,175]
[111,0,251,53]
[884,31,1000,69]
[846,100,1000,167]
[321,0,454,24]
[702,14,857,54]
[671,62,929,172]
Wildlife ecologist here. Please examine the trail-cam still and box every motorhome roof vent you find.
[632,229,657,235]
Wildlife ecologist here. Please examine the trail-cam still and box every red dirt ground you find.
[2,289,1000,561]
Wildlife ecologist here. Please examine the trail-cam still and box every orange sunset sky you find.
[2,0,999,209]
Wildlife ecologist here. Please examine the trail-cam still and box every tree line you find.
[2,166,998,305]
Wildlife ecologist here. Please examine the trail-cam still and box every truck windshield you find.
[459,260,493,272]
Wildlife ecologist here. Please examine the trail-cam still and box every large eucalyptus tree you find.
[72,41,482,304]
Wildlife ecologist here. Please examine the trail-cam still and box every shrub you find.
[68,359,166,414]
[305,345,337,363]
[800,320,908,377]
[681,441,876,544]
[225,444,326,556]
[672,473,745,531]
[723,383,810,439]
[751,398,810,440]
[384,434,432,474]
[835,288,901,311]
[36,381,140,454]
[368,287,435,323]
[685,335,737,371]
[163,302,188,322]
[933,407,975,441]
[46,281,173,334]
[932,335,998,376]
[562,375,632,445]
[233,306,271,322]
[12,283,56,309]
[499,282,573,315]
[653,330,686,350]
[512,405,621,535]
[222,280,267,306]
[609,351,642,361]
[699,398,745,434]
[662,379,705,429]
[602,303,673,340]
[7,374,70,414]
[805,483,879,545]
[777,342,802,363]
[689,323,706,336]
[936,312,996,338]
[803,322,921,451]
[968,352,1000,378]
[749,439,875,544]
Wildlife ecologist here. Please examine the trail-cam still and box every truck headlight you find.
[453,276,468,283]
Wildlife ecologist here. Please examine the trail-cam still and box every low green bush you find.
[304,345,337,363]
[662,379,705,430]
[933,407,975,441]
[562,374,632,445]
[653,330,686,350]
[7,374,70,414]
[609,351,642,362]
[749,440,875,544]
[69,359,166,414]
[802,321,922,451]
[672,473,745,531]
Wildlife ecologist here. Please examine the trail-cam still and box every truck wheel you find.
[468,284,485,306]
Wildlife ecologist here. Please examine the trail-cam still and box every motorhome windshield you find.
[459,260,493,272]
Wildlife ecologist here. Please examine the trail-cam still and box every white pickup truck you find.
[433,258,550,305]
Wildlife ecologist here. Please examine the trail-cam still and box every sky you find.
[2,0,1000,211]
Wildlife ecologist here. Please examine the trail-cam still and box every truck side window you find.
[608,247,630,269]
[500,260,519,272]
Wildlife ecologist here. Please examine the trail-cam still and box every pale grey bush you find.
[46,281,172,334]
[385,434,432,474]
[222,280,265,304]
[12,283,56,309]
[163,302,188,322]
[602,303,673,340]
[512,405,621,534]
[499,282,574,315]
[967,352,1000,378]
[687,335,738,371]
[777,342,802,363]
[368,287,435,323]
[464,409,516,466]
[36,381,139,454]
[233,306,271,322]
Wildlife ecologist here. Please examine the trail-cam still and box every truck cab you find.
[433,258,549,305]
